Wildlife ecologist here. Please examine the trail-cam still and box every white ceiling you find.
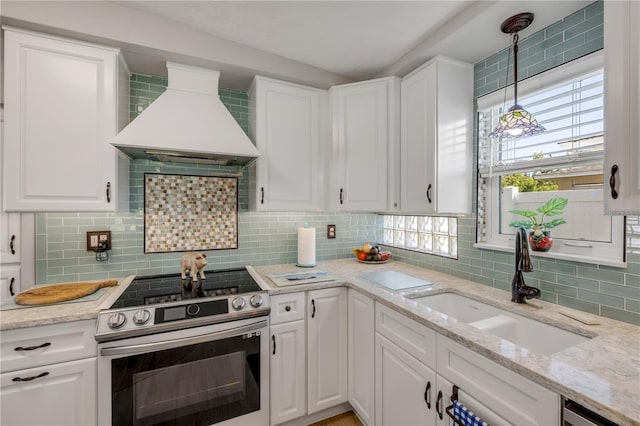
[115,0,593,81]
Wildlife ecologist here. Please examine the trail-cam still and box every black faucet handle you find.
[523,286,541,299]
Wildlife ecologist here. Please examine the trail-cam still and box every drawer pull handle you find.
[12,372,49,382]
[272,334,276,355]
[261,187,265,204]
[426,184,432,204]
[311,299,316,318]
[106,182,111,203]
[9,277,15,296]
[424,381,432,409]
[10,235,16,255]
[15,342,51,351]
[339,188,344,205]
[436,390,443,420]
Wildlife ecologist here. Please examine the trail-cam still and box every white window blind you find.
[478,68,604,178]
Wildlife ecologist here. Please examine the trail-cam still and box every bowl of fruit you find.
[352,243,391,263]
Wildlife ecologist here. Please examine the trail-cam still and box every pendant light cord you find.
[512,33,519,106]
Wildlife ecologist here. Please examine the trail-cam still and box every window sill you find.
[473,242,627,269]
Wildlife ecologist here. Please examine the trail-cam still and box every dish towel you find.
[453,400,489,426]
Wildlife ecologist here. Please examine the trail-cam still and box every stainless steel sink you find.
[410,292,591,355]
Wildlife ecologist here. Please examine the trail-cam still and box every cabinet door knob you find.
[9,235,16,255]
[609,164,619,200]
[106,182,112,203]
[9,277,15,296]
[424,381,431,409]
[12,372,49,382]
[426,184,432,204]
[15,342,51,351]
[285,305,291,312]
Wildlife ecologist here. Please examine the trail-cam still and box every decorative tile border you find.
[144,173,238,253]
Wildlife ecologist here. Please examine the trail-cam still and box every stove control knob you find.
[232,297,246,311]
[107,312,126,329]
[186,304,200,316]
[133,309,151,325]
[249,295,264,308]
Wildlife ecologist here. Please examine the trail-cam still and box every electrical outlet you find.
[327,224,336,239]
[87,231,111,251]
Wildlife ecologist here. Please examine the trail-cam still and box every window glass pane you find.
[384,215,394,228]
[394,216,405,230]
[419,216,432,232]
[419,233,433,252]
[383,229,394,245]
[406,232,418,249]
[434,217,448,234]
[406,216,418,231]
[394,230,405,247]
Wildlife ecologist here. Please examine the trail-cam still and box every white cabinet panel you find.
[348,289,374,425]
[249,76,327,211]
[1,357,96,426]
[401,56,472,214]
[0,265,20,303]
[375,333,436,426]
[330,77,400,211]
[1,320,97,374]
[307,287,348,414]
[3,28,128,212]
[0,213,21,264]
[604,0,640,214]
[270,320,307,425]
[437,334,559,426]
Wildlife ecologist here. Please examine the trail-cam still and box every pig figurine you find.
[181,252,208,284]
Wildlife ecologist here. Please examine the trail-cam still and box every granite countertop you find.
[252,259,640,426]
[0,275,135,331]
[0,261,637,425]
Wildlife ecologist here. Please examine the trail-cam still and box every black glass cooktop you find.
[111,267,263,309]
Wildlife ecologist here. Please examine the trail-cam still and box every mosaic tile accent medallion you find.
[144,173,238,253]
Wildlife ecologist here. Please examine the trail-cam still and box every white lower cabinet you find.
[307,287,348,414]
[271,320,307,424]
[436,335,559,426]
[0,357,96,426]
[0,320,97,426]
[269,288,347,424]
[375,333,436,425]
[348,290,375,425]
[373,302,560,426]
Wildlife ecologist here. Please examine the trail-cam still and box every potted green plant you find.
[509,197,567,251]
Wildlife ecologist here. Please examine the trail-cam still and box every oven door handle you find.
[100,320,267,357]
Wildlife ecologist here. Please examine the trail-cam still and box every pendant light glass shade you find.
[489,104,545,138]
[489,13,545,139]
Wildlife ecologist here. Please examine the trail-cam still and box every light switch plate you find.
[327,224,336,239]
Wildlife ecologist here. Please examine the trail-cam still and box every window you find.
[382,215,458,259]
[476,51,625,267]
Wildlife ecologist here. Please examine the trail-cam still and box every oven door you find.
[98,317,269,426]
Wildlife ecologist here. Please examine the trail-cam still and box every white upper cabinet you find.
[604,0,640,215]
[330,77,400,212]
[400,56,472,214]
[3,28,129,212]
[248,76,327,211]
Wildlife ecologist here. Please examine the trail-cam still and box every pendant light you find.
[489,13,545,138]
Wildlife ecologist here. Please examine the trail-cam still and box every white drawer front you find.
[375,302,436,368]
[437,334,559,426]
[270,292,306,325]
[1,320,97,373]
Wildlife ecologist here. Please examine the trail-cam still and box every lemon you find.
[361,243,372,253]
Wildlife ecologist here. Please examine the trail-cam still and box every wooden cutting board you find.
[15,280,119,306]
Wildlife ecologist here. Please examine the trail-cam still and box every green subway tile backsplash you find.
[35,0,640,325]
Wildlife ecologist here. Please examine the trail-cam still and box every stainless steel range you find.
[96,266,270,426]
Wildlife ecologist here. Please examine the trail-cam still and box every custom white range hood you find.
[112,62,260,166]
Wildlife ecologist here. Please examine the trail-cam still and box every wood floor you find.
[309,411,363,426]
